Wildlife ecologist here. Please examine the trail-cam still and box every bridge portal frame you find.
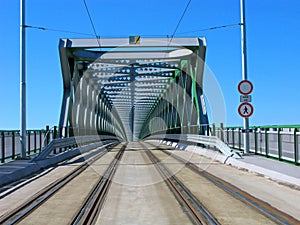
[58,37,208,141]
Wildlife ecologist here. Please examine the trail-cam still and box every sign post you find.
[240,0,251,154]
[238,79,253,154]
[20,0,27,159]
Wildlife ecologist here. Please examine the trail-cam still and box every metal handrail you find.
[145,134,242,159]
[216,127,300,165]
[31,135,120,161]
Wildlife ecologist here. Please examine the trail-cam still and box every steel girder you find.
[58,37,208,141]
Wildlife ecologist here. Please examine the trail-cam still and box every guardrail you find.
[0,126,73,163]
[0,129,49,163]
[32,135,120,161]
[145,134,242,159]
[0,126,83,163]
[2,124,299,165]
[215,126,300,165]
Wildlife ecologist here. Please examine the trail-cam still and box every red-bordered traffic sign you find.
[238,102,254,118]
[238,80,253,95]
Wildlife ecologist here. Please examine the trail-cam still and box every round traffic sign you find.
[238,80,253,95]
[238,102,254,118]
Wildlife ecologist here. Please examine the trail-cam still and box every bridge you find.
[58,37,208,141]
[0,37,299,225]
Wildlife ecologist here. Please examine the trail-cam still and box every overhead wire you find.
[83,0,101,48]
[168,0,242,42]
[169,0,192,43]
[22,0,242,42]
[22,22,241,40]
[23,25,95,37]
[24,7,241,42]
[176,23,242,35]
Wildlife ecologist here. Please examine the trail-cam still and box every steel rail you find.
[71,143,127,225]
[144,148,220,225]
[0,142,119,225]
[159,148,300,225]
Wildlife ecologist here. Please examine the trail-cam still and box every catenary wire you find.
[24,25,95,37]
[169,0,192,43]
[83,0,101,47]
[23,23,241,38]
[176,23,242,35]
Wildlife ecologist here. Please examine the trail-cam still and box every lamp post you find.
[20,0,27,158]
[240,0,250,154]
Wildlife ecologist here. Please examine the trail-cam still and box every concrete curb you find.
[148,140,300,188]
[186,145,300,188]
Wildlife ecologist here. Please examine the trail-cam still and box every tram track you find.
[0,141,122,225]
[71,143,126,225]
[146,141,300,225]
[1,141,298,225]
[161,149,300,225]
[144,146,220,225]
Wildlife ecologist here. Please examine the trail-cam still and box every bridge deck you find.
[0,142,299,224]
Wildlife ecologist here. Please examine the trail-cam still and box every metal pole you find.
[20,0,27,158]
[240,0,250,153]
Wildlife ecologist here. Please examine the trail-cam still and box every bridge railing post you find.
[238,128,242,150]
[34,130,37,154]
[53,126,57,154]
[206,124,210,136]
[226,127,229,144]
[220,123,224,142]
[59,127,63,153]
[46,125,50,146]
[39,130,42,152]
[278,128,282,161]
[294,128,299,165]
[64,127,68,148]
[212,124,216,136]
[232,128,235,148]
[27,130,31,156]
[265,128,269,157]
[254,127,258,154]
[12,131,16,159]
[53,126,57,139]
[212,124,217,151]
[1,131,5,163]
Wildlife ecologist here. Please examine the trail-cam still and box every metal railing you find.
[0,129,49,163]
[215,126,300,165]
[32,135,120,162]
[0,125,71,163]
[2,124,299,165]
[145,133,241,159]
[0,125,120,164]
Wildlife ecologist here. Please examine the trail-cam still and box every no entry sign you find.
[238,102,254,118]
[238,80,253,95]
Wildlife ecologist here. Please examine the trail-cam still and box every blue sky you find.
[0,0,300,130]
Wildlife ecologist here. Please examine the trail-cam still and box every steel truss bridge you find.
[58,37,209,141]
